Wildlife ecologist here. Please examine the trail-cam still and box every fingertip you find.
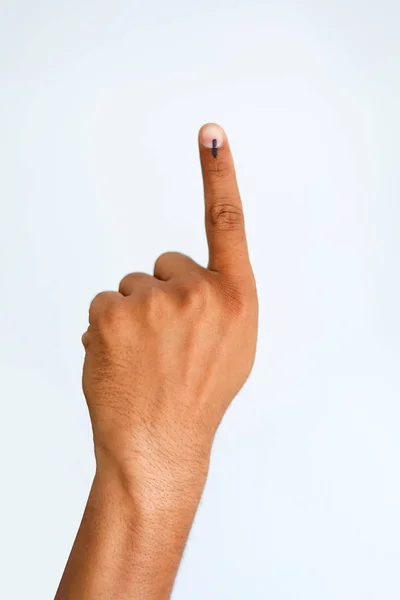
[198,123,225,152]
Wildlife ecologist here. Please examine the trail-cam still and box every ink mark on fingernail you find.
[212,138,218,158]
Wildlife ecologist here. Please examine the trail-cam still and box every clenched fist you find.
[56,123,258,600]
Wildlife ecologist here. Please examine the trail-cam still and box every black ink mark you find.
[212,138,218,158]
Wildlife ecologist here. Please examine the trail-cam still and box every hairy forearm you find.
[55,457,208,600]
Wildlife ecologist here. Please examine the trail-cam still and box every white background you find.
[1,1,399,598]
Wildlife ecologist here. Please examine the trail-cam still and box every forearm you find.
[55,456,208,600]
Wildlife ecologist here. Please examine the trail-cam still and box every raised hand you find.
[56,123,258,600]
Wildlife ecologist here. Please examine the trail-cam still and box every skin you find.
[55,123,258,599]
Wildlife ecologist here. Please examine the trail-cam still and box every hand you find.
[56,124,258,600]
[82,123,258,505]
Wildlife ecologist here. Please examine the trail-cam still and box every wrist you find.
[93,438,210,520]
[90,452,208,592]
[61,461,204,600]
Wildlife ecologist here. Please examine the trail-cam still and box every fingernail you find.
[200,124,224,158]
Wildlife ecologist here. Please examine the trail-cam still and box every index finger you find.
[198,123,251,279]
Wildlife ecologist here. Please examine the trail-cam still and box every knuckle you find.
[154,251,178,270]
[182,277,213,309]
[90,291,111,309]
[99,299,130,331]
[143,285,168,315]
[89,292,113,324]
[207,157,231,179]
[119,272,135,291]
[119,272,151,295]
[118,274,131,294]
[209,203,244,231]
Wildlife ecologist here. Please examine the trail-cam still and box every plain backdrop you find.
[1,1,399,598]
